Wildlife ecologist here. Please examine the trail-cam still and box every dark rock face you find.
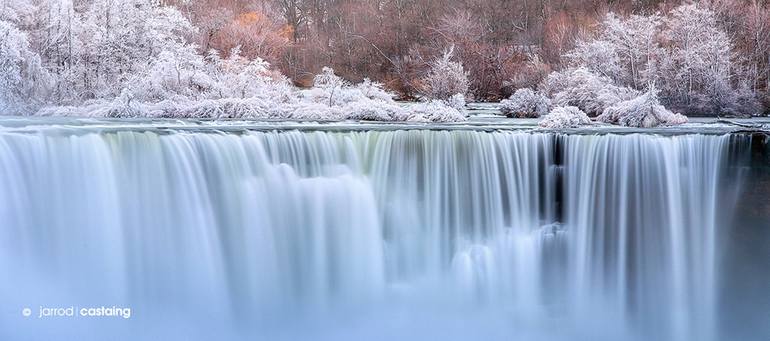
[721,133,770,340]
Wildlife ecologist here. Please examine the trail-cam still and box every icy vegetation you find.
[421,47,470,102]
[558,5,761,117]
[517,3,762,127]
[500,88,551,118]
[38,66,466,122]
[1,0,765,123]
[541,68,640,116]
[538,106,591,128]
[598,86,688,128]
[0,0,466,122]
[0,10,49,114]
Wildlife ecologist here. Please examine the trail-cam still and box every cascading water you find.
[0,124,760,340]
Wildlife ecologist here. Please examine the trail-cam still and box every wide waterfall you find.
[0,123,765,340]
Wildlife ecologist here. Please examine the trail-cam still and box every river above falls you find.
[1,116,769,135]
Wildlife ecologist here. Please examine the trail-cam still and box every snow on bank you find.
[37,93,466,123]
[37,67,467,122]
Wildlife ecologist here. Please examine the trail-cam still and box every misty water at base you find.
[0,125,767,340]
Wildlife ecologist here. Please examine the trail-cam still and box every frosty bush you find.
[172,98,279,119]
[538,106,591,129]
[721,83,763,117]
[305,67,398,107]
[422,47,469,101]
[358,78,395,102]
[500,88,551,118]
[406,100,467,122]
[343,99,406,121]
[311,67,348,107]
[542,68,639,115]
[446,93,466,111]
[205,48,287,99]
[598,86,688,127]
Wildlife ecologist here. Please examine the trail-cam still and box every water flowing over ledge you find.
[0,120,766,340]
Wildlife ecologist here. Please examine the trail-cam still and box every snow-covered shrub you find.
[422,46,469,101]
[358,78,395,102]
[103,90,143,118]
[598,86,687,127]
[541,68,639,115]
[446,93,466,111]
[190,48,293,104]
[288,102,346,121]
[304,67,399,108]
[207,48,285,99]
[311,67,348,107]
[721,83,763,117]
[405,100,466,122]
[170,98,276,119]
[539,106,591,129]
[343,99,406,121]
[500,88,551,118]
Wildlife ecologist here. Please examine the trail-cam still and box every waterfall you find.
[0,128,747,340]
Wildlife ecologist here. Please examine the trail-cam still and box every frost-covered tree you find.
[204,47,286,99]
[559,5,761,116]
[567,13,662,89]
[422,46,469,101]
[0,0,35,24]
[127,43,210,101]
[31,0,84,103]
[500,88,551,118]
[0,18,50,113]
[67,0,196,101]
[658,4,736,113]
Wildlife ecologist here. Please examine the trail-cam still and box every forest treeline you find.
[177,0,770,113]
[1,0,769,116]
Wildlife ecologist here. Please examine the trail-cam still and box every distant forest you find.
[2,0,769,117]
[174,0,769,107]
